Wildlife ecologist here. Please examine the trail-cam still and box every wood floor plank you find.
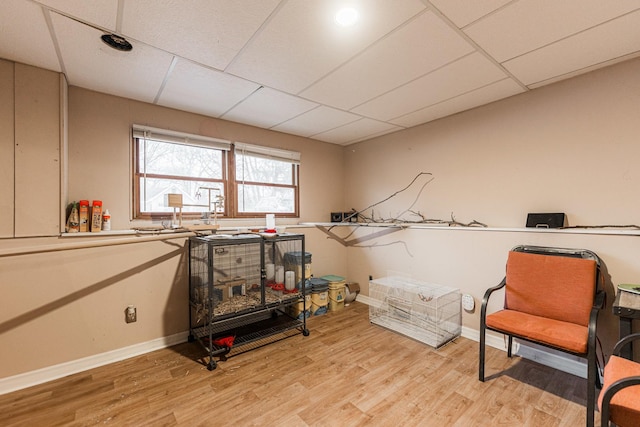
[0,301,602,426]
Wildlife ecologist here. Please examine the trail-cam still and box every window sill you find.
[60,229,180,238]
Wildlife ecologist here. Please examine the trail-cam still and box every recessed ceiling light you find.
[101,34,133,52]
[335,7,358,27]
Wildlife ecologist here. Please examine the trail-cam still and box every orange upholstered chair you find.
[599,333,640,427]
[479,245,604,427]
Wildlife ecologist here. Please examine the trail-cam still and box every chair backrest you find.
[505,246,599,326]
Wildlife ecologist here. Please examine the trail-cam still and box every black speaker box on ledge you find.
[331,212,358,223]
[526,213,567,229]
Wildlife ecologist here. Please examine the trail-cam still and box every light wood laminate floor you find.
[0,302,599,426]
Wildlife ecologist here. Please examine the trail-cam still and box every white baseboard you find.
[0,331,189,396]
[354,294,375,306]
[2,298,588,395]
[515,341,586,378]
[461,326,586,378]
[461,325,507,351]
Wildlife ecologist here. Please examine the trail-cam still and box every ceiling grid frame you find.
[0,0,638,145]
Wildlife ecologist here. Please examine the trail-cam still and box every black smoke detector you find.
[101,34,133,52]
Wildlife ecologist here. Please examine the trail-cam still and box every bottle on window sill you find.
[102,209,111,231]
[91,200,102,232]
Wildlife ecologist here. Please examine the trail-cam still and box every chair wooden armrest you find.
[479,278,506,381]
[480,278,506,318]
[613,332,640,356]
[600,332,640,426]
[589,291,605,389]
[594,290,606,309]
[602,375,640,405]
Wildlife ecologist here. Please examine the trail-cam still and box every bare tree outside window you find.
[236,153,297,214]
[133,131,299,219]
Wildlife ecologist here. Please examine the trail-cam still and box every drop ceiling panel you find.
[157,59,260,118]
[0,0,61,72]
[428,0,513,28]
[465,0,640,62]
[301,11,474,110]
[354,52,508,121]
[272,106,361,137]
[226,0,427,94]
[222,87,318,129]
[34,0,117,30]
[312,118,402,145]
[121,0,281,70]
[504,10,640,86]
[51,13,173,104]
[392,78,525,127]
[2,1,639,146]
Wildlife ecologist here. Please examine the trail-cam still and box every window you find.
[133,126,230,220]
[132,126,299,219]
[235,143,299,216]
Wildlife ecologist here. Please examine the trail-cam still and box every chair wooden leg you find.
[507,335,513,358]
[479,316,486,381]
[600,404,610,427]
[586,346,596,427]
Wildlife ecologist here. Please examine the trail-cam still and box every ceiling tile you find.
[465,0,640,62]
[312,118,402,145]
[301,11,474,110]
[347,127,401,144]
[121,0,281,70]
[222,87,318,129]
[353,52,508,121]
[226,0,427,94]
[3,0,638,146]
[51,12,173,104]
[272,106,361,137]
[34,0,117,30]
[504,10,640,86]
[429,0,512,28]
[391,78,525,127]
[0,0,61,72]
[157,59,259,118]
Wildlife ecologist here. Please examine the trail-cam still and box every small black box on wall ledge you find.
[526,213,567,229]
[331,212,358,223]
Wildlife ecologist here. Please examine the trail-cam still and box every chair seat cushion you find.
[598,355,640,426]
[485,309,587,354]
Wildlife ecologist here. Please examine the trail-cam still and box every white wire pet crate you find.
[369,276,461,348]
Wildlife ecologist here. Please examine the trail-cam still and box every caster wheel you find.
[302,329,310,336]
[207,360,217,371]
[188,335,195,343]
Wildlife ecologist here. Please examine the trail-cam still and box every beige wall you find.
[0,59,14,237]
[0,236,189,375]
[345,58,640,228]
[0,61,62,238]
[0,72,346,381]
[3,55,640,385]
[343,58,640,356]
[14,64,61,237]
[67,87,345,228]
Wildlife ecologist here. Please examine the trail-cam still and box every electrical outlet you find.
[126,305,137,323]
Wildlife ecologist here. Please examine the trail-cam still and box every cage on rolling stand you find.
[188,233,309,370]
